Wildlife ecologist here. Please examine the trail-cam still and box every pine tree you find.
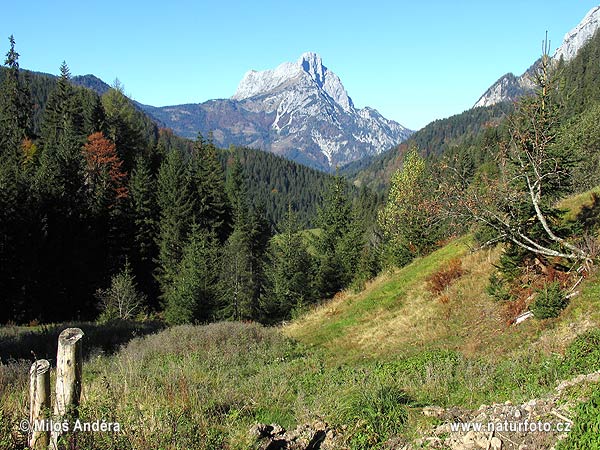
[217,154,258,320]
[219,225,255,320]
[0,35,31,158]
[314,174,359,299]
[226,152,247,223]
[189,133,231,241]
[129,155,157,283]
[101,80,144,172]
[40,61,83,149]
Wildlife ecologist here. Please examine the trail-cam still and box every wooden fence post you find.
[29,359,50,450]
[50,327,84,449]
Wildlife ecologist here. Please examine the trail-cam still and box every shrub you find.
[426,258,463,295]
[556,388,600,450]
[96,262,146,322]
[530,281,568,319]
[486,272,513,302]
[563,329,600,375]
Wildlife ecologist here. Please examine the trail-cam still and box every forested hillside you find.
[344,101,513,191]
[0,37,378,326]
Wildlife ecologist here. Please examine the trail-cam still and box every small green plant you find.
[556,388,600,450]
[530,281,568,319]
[486,272,513,302]
[563,329,600,374]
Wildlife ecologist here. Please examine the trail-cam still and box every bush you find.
[530,282,568,319]
[486,272,513,302]
[426,258,463,295]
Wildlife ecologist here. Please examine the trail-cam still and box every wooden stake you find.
[51,328,84,449]
[29,359,50,450]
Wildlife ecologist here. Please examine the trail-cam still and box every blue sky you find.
[2,1,598,130]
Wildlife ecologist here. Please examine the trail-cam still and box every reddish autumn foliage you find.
[426,258,464,296]
[82,132,128,203]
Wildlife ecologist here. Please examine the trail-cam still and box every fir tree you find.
[0,35,31,158]
[314,175,360,299]
[40,61,83,149]
[189,133,231,241]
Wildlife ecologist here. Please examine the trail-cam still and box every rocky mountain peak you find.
[298,52,325,85]
[475,6,600,108]
[232,52,354,112]
[553,5,600,62]
[145,53,411,172]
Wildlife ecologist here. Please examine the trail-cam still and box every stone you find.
[423,406,445,417]
[463,431,477,444]
[490,436,502,450]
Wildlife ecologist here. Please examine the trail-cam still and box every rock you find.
[423,406,445,417]
[514,409,522,418]
[250,421,337,450]
[490,436,502,450]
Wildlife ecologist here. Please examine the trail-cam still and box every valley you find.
[2,3,600,450]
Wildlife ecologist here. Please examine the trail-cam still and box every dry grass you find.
[557,185,600,221]
[285,237,600,365]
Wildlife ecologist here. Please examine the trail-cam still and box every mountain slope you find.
[285,232,600,362]
[474,5,600,108]
[345,101,512,191]
[141,52,412,172]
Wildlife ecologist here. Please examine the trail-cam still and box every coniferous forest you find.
[4,30,600,327]
[3,12,600,449]
[0,37,383,326]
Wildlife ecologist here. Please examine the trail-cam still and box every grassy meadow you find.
[2,235,600,448]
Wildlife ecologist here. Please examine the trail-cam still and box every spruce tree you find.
[0,36,32,322]
[129,155,157,294]
[189,133,231,241]
[164,225,220,325]
[0,35,31,157]
[40,61,83,149]
[155,148,192,298]
[101,81,144,172]
[218,154,257,320]
[314,174,359,299]
[262,206,312,321]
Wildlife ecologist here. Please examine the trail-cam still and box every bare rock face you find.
[142,53,412,172]
[474,6,600,108]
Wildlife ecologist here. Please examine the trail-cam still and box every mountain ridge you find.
[474,5,600,108]
[138,52,412,172]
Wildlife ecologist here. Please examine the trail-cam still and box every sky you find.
[2,1,599,130]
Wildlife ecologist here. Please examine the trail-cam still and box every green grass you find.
[2,317,599,449]
[558,185,600,222]
[286,237,471,356]
[3,208,600,448]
